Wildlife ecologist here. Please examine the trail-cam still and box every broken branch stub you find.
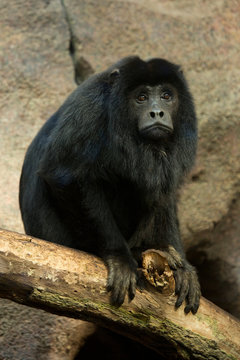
[142,249,175,295]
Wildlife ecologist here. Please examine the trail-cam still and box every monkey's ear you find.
[109,68,120,84]
[177,65,184,75]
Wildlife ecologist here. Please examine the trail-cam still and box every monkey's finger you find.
[191,292,201,315]
[164,254,178,269]
[185,280,201,314]
[106,259,123,293]
[106,266,115,292]
[173,268,183,295]
[163,248,183,269]
[175,275,189,309]
[111,289,126,307]
[111,277,130,307]
[185,298,200,314]
[184,292,200,314]
[128,275,137,301]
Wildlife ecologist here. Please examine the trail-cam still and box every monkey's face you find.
[129,84,179,141]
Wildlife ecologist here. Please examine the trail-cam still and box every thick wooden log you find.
[0,228,239,359]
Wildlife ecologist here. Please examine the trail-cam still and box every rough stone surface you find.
[0,1,94,359]
[0,0,240,358]
[0,0,74,232]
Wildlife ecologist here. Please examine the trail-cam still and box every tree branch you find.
[0,228,239,359]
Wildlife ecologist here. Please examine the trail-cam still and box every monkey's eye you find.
[161,92,172,101]
[137,94,147,102]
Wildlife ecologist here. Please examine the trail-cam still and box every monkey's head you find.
[107,56,196,144]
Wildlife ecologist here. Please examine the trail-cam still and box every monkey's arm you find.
[81,182,138,306]
[130,194,200,314]
[38,161,137,307]
[154,196,201,314]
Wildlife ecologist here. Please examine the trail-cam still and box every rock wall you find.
[0,0,239,358]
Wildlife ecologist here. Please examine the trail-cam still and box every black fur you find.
[19,56,201,313]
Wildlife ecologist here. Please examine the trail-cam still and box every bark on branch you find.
[0,228,239,359]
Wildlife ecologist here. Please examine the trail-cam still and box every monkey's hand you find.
[159,246,200,314]
[106,255,138,307]
[174,261,201,314]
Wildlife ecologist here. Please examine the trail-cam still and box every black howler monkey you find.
[19,56,201,313]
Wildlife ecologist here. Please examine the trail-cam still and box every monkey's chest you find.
[103,180,146,239]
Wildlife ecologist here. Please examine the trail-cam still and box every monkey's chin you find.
[139,125,172,141]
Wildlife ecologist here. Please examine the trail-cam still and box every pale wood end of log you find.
[142,249,176,295]
[0,228,240,359]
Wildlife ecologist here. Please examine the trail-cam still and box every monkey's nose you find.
[150,110,164,118]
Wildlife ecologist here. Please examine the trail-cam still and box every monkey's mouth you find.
[140,124,173,140]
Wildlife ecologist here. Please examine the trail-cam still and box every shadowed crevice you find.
[60,0,94,84]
